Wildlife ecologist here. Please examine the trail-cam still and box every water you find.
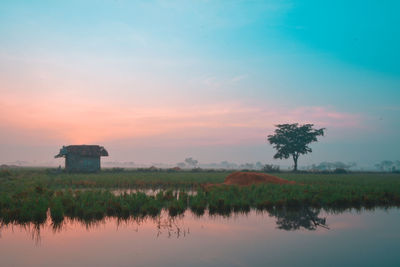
[111,188,197,196]
[1,208,399,267]
[70,188,197,196]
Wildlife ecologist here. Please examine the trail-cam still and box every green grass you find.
[0,168,399,226]
[0,168,230,193]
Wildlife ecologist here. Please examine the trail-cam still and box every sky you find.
[0,0,399,168]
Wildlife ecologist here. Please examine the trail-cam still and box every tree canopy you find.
[267,123,325,171]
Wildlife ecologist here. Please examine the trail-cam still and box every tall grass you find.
[1,168,399,226]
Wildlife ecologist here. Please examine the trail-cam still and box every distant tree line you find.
[309,161,357,171]
[101,158,399,173]
[375,160,400,172]
[176,158,278,171]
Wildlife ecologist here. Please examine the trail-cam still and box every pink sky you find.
[1,0,399,167]
[0,93,361,146]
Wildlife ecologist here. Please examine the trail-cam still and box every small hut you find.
[55,145,108,172]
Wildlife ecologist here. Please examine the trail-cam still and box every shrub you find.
[0,169,11,178]
[333,168,348,174]
[263,164,280,173]
[103,167,125,173]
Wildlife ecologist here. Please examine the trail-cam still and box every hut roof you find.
[55,145,109,158]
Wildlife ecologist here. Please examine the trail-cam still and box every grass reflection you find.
[1,185,399,228]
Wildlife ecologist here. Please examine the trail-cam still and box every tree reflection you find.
[267,206,329,230]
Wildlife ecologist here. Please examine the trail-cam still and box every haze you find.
[1,1,399,169]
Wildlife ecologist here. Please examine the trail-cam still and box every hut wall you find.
[65,154,101,172]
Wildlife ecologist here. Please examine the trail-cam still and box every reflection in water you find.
[267,207,329,230]
[0,222,43,245]
[0,207,330,244]
[1,208,399,267]
[155,215,190,238]
[1,212,193,245]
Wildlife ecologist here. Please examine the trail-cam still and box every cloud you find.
[0,93,364,147]
[231,74,248,83]
[284,106,362,128]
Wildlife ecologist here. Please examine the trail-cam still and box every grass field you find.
[0,168,230,192]
[1,168,400,226]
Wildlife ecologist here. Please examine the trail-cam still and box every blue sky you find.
[0,0,399,168]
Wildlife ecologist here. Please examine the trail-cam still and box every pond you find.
[0,208,399,267]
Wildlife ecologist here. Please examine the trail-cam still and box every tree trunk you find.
[293,154,298,172]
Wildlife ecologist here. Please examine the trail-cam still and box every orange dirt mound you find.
[223,171,295,186]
